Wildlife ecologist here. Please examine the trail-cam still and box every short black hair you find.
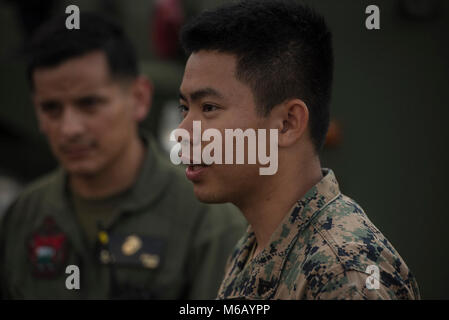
[26,12,138,90]
[180,0,333,151]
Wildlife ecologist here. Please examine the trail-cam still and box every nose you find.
[176,112,203,163]
[60,106,85,138]
[178,114,194,137]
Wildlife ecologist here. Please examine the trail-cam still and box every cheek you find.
[90,103,134,138]
[93,120,135,165]
[37,113,53,133]
[113,100,136,129]
[210,163,260,191]
[39,120,61,145]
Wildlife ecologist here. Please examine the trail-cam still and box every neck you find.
[70,136,145,199]
[237,152,322,257]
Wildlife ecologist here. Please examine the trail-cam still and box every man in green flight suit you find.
[0,13,246,299]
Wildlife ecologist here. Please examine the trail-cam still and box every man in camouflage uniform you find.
[0,13,246,299]
[217,169,420,299]
[176,0,420,299]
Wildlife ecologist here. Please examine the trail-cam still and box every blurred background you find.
[0,0,448,299]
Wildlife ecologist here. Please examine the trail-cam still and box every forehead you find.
[33,51,112,98]
[180,51,250,100]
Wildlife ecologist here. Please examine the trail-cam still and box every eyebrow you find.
[38,100,61,110]
[39,99,59,106]
[73,94,106,104]
[179,87,224,102]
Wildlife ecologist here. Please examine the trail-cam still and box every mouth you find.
[61,146,93,159]
[185,164,209,182]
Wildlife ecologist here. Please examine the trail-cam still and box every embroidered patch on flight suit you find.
[28,216,69,277]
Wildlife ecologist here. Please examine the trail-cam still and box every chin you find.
[193,184,230,204]
[63,161,100,176]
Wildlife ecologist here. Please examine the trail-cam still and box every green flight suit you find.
[0,133,246,299]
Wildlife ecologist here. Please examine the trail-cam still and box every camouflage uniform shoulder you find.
[311,194,392,272]
[292,193,420,299]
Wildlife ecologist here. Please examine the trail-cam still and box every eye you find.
[40,101,62,117]
[202,104,219,112]
[76,96,104,112]
[178,104,189,118]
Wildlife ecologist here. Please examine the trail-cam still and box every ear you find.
[272,98,309,147]
[131,76,153,122]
